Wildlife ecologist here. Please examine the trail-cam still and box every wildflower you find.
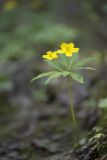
[58,42,79,57]
[42,51,58,60]
[32,41,96,146]
[3,0,18,11]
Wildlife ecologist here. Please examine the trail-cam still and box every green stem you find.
[67,76,79,145]
[67,77,77,125]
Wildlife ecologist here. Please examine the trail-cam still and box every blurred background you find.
[0,0,107,159]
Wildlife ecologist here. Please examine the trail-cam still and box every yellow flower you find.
[42,51,58,60]
[58,42,79,57]
[3,0,18,11]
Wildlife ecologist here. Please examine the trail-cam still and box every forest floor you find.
[0,61,107,160]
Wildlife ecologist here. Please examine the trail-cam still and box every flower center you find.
[66,47,70,52]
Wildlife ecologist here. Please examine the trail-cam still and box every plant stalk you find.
[67,76,79,145]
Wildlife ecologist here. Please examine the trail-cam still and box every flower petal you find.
[73,48,79,52]
[65,51,72,57]
[47,51,52,55]
[42,55,48,59]
[61,43,67,49]
[53,55,58,58]
[68,43,74,48]
[57,50,64,54]
[53,51,58,55]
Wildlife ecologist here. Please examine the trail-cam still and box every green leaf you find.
[72,57,96,68]
[45,60,63,71]
[59,54,68,68]
[70,72,84,83]
[74,67,96,70]
[61,71,71,77]
[31,71,60,82]
[69,53,79,69]
[45,72,62,85]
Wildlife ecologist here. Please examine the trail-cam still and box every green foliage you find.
[31,71,60,82]
[34,23,77,44]
[69,53,79,69]
[62,71,70,77]
[0,9,78,62]
[44,72,62,85]
[32,53,96,84]
[70,72,84,83]
[72,57,97,68]
[74,67,96,70]
[45,60,63,71]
